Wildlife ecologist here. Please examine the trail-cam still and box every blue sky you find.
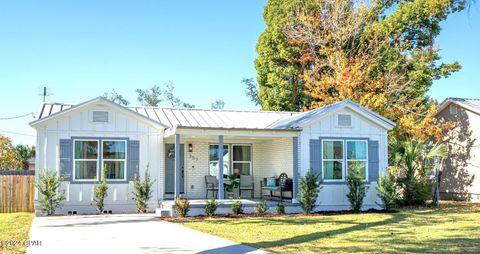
[0,1,479,145]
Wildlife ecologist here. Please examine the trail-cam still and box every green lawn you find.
[0,213,34,254]
[179,202,480,254]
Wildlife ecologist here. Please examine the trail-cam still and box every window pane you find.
[209,145,229,161]
[104,161,125,179]
[103,141,126,159]
[75,161,97,180]
[209,162,229,176]
[323,141,343,159]
[348,161,367,180]
[75,141,98,159]
[233,163,250,175]
[233,146,251,161]
[347,141,367,160]
[323,161,343,180]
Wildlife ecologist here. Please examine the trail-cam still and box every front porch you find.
[156,198,303,217]
[162,126,301,203]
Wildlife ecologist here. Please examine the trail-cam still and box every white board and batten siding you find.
[299,107,388,211]
[35,103,164,214]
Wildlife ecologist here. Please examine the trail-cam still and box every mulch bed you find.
[159,208,399,222]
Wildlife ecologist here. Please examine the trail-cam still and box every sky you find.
[0,1,479,146]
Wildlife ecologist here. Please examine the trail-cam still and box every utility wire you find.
[0,129,35,137]
[0,112,35,120]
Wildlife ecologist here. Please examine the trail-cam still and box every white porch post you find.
[174,133,181,198]
[292,136,299,203]
[218,135,225,199]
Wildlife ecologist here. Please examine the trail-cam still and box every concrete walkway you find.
[27,214,270,254]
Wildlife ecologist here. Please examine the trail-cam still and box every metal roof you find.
[35,98,395,131]
[438,98,480,115]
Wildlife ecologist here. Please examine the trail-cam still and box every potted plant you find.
[225,173,240,198]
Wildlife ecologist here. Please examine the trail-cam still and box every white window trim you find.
[322,139,345,182]
[346,140,369,181]
[450,104,458,115]
[232,144,253,176]
[102,140,127,181]
[73,139,100,182]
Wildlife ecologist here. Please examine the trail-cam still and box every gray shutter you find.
[59,139,73,182]
[310,139,322,176]
[127,140,140,181]
[368,140,380,182]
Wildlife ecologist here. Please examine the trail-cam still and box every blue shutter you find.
[368,140,380,182]
[310,139,321,176]
[127,140,140,181]
[59,139,73,182]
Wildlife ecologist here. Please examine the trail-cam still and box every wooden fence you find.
[0,171,35,213]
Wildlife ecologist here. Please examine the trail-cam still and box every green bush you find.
[204,198,218,216]
[174,196,190,217]
[132,166,155,213]
[93,167,108,214]
[231,199,243,215]
[35,169,66,215]
[255,200,268,214]
[346,162,368,212]
[376,170,399,211]
[398,178,431,206]
[276,203,285,214]
[298,169,321,214]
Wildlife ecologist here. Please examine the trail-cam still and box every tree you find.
[132,166,155,213]
[242,78,261,106]
[0,135,21,170]
[15,144,35,170]
[298,169,321,214]
[211,99,225,109]
[136,85,163,106]
[163,81,195,108]
[36,169,66,215]
[93,166,108,213]
[346,162,368,212]
[256,0,465,141]
[103,89,130,106]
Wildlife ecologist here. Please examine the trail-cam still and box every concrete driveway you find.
[27,214,269,254]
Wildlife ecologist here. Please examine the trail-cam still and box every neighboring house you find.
[29,97,395,214]
[27,157,35,171]
[436,98,480,202]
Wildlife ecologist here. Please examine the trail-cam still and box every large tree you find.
[16,144,35,170]
[0,135,21,170]
[255,0,465,140]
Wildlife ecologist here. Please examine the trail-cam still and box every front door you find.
[165,144,185,194]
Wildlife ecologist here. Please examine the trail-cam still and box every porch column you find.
[292,136,299,203]
[174,133,181,198]
[218,135,225,199]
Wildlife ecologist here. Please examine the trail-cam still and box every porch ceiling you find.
[164,126,300,139]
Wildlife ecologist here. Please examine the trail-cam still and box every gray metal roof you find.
[36,98,395,130]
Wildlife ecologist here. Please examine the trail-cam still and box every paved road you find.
[27,214,269,254]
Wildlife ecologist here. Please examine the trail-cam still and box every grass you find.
[0,213,34,254]
[178,202,480,254]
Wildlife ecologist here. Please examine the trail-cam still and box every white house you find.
[30,97,395,215]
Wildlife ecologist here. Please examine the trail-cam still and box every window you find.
[209,145,229,176]
[74,140,99,180]
[92,111,109,122]
[322,140,344,180]
[450,104,457,115]
[346,140,368,180]
[102,140,127,180]
[338,114,352,127]
[232,145,252,175]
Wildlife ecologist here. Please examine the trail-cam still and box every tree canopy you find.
[254,0,465,141]
[0,135,21,170]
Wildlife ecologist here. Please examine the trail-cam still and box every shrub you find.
[376,170,399,211]
[132,166,155,213]
[346,163,368,212]
[255,200,268,214]
[35,169,66,215]
[93,166,108,214]
[276,203,285,214]
[298,169,321,214]
[231,199,243,215]
[174,196,190,217]
[204,198,218,216]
